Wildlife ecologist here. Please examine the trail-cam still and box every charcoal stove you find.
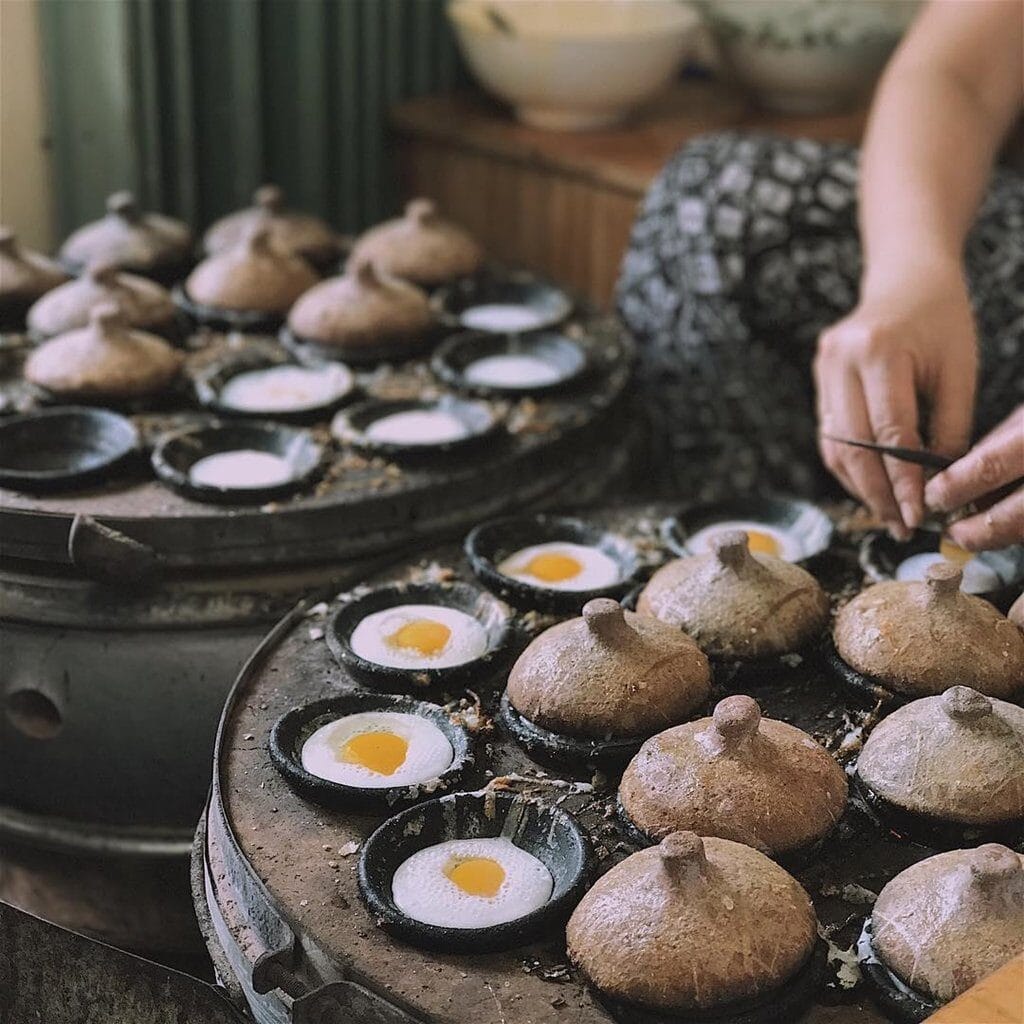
[0,311,635,959]
[194,502,992,1024]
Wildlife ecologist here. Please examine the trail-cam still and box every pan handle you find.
[67,513,161,586]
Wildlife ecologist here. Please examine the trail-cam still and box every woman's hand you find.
[813,262,977,538]
[924,407,1024,550]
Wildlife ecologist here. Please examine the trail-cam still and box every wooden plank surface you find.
[927,955,1024,1024]
[391,84,868,199]
[391,84,867,304]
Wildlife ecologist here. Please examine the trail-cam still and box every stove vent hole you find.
[6,688,63,740]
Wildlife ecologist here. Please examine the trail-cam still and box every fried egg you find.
[391,837,553,928]
[896,540,1000,595]
[300,711,453,788]
[219,364,352,413]
[498,542,621,591]
[349,604,489,669]
[464,354,562,389]
[460,304,546,333]
[189,449,293,488]
[686,522,801,561]
[365,410,470,446]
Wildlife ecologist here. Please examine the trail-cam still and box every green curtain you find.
[40,0,465,239]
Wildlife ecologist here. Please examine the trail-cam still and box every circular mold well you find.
[662,495,833,564]
[431,329,588,397]
[464,513,642,614]
[269,692,473,811]
[0,406,140,492]
[151,420,323,505]
[326,580,514,691]
[357,790,591,954]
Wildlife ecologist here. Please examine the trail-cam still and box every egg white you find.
[464,354,563,389]
[497,542,621,592]
[459,303,547,333]
[686,521,802,561]
[300,711,453,788]
[895,551,1000,595]
[365,410,470,445]
[219,364,352,413]
[189,449,294,489]
[349,604,489,669]
[391,837,553,929]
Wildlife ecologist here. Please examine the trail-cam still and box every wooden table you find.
[391,84,867,306]
[927,954,1024,1024]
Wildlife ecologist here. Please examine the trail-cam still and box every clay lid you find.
[184,226,319,314]
[1009,591,1024,631]
[858,686,1024,826]
[58,191,193,274]
[202,185,341,265]
[566,832,818,1014]
[506,598,711,739]
[27,260,176,337]
[872,843,1024,1004]
[619,695,848,856]
[347,199,483,287]
[24,303,183,399]
[287,257,434,354]
[636,530,830,659]
[0,228,69,301]
[833,563,1024,699]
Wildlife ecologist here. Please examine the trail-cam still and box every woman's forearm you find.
[858,0,1023,296]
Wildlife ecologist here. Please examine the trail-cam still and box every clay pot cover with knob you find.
[864,844,1024,1010]
[27,260,178,339]
[58,191,193,280]
[637,529,830,660]
[183,225,318,319]
[619,695,848,859]
[1010,590,1024,630]
[0,228,70,328]
[567,832,823,1021]
[507,598,710,740]
[856,686,1024,842]
[832,563,1024,700]
[202,184,343,270]
[285,258,435,364]
[25,303,183,401]
[348,198,483,288]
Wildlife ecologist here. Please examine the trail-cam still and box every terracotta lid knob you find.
[659,831,708,884]
[712,695,761,751]
[107,191,141,220]
[582,598,633,644]
[941,686,992,722]
[353,256,381,288]
[406,198,437,226]
[966,844,1023,893]
[86,260,121,286]
[89,301,125,334]
[710,530,752,571]
[925,562,962,602]
[242,224,272,254]
[0,227,17,254]
[255,184,284,212]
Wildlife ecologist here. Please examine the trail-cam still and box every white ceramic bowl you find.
[703,0,917,115]
[447,1,701,131]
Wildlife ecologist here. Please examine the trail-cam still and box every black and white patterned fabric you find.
[617,132,1024,501]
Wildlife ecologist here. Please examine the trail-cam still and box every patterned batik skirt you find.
[616,132,1024,501]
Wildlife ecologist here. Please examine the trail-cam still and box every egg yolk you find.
[444,856,506,898]
[386,618,451,656]
[338,730,409,776]
[939,537,973,566]
[523,551,582,583]
[738,530,781,556]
